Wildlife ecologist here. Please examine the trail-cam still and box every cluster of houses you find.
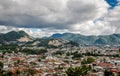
[0,46,120,76]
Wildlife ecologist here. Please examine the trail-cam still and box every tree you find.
[16,70,21,76]
[118,72,120,76]
[87,57,95,63]
[53,51,65,55]
[0,61,3,70]
[7,71,13,76]
[66,65,90,76]
[81,57,95,64]
[104,70,114,76]
[58,65,64,70]
[0,61,4,76]
[72,53,82,59]
[38,58,41,62]
[66,66,81,76]
[27,68,36,76]
[3,71,13,76]
[22,48,47,54]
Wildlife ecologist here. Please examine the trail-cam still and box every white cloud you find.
[70,20,115,36]
[0,0,120,37]
[0,25,33,36]
[0,0,108,28]
[104,6,120,34]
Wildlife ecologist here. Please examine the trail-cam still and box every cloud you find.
[0,0,120,37]
[32,29,69,37]
[104,6,120,34]
[0,25,33,36]
[69,20,115,36]
[0,0,108,28]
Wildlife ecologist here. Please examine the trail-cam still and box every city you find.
[0,36,120,76]
[0,0,120,76]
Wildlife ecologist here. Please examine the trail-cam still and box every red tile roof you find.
[11,58,20,61]
[99,63,113,68]
[92,62,97,65]
[110,68,118,73]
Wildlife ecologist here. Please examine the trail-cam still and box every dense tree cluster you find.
[81,57,95,64]
[52,51,65,55]
[22,48,47,54]
[66,65,91,76]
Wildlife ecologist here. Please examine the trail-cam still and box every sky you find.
[0,0,120,37]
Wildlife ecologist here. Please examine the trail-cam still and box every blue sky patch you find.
[106,0,119,8]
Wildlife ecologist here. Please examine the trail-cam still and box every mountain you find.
[0,31,32,44]
[0,31,120,46]
[49,33,120,45]
[50,33,63,38]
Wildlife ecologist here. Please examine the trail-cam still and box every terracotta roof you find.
[99,63,113,68]
[60,63,67,66]
[11,57,24,61]
[90,73,98,76]
[11,58,20,61]
[48,69,54,73]
[36,69,44,74]
[92,62,97,65]
[0,58,4,60]
[12,67,19,75]
[110,68,118,73]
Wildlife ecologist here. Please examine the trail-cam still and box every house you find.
[114,60,120,66]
